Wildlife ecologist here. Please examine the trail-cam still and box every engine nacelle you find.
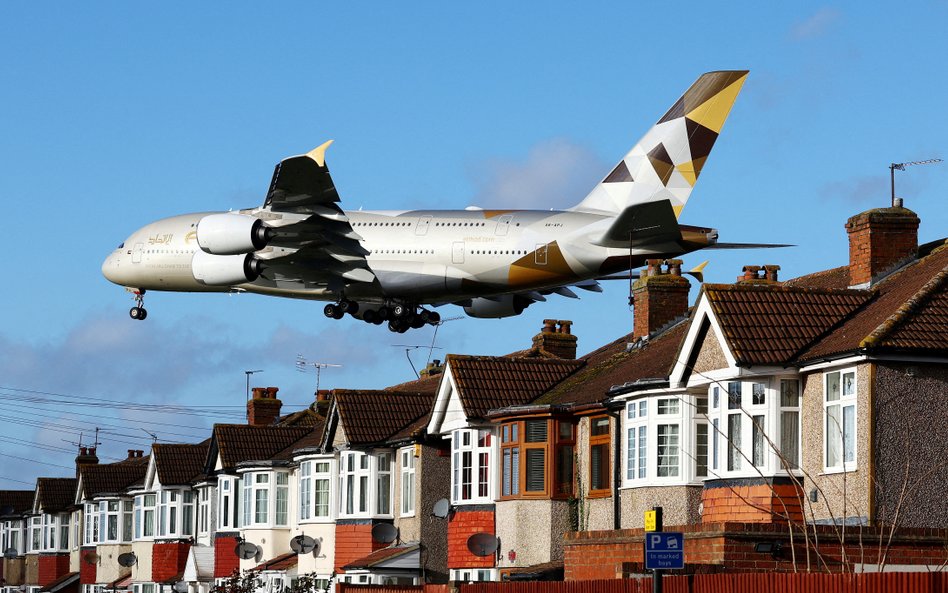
[191,250,263,286]
[196,213,273,255]
[463,295,531,319]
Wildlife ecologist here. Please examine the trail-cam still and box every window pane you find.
[727,383,741,409]
[780,411,800,469]
[525,420,548,443]
[657,399,679,415]
[826,372,840,401]
[511,449,520,495]
[696,424,709,478]
[695,397,708,415]
[626,428,636,480]
[478,452,489,498]
[591,417,610,436]
[525,449,545,492]
[637,426,647,479]
[842,372,855,397]
[556,445,573,496]
[826,404,842,467]
[752,384,766,406]
[752,415,765,467]
[657,425,679,477]
[590,444,609,490]
[843,405,855,463]
[502,450,512,497]
[712,387,720,410]
[377,473,390,515]
[727,414,742,471]
[781,379,800,407]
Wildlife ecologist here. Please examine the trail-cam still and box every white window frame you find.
[83,503,99,545]
[197,486,213,536]
[299,457,334,523]
[450,428,493,504]
[133,493,157,540]
[399,447,416,517]
[824,368,857,473]
[778,378,802,471]
[217,476,239,530]
[338,451,393,519]
[625,400,648,483]
[450,569,498,583]
[623,394,710,488]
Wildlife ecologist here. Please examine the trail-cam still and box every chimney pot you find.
[645,259,663,277]
[557,320,573,335]
[542,319,557,333]
[665,259,683,276]
[532,320,578,359]
[763,265,780,282]
[128,450,135,459]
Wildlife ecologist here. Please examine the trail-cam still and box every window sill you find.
[298,518,336,525]
[586,490,612,499]
[820,467,858,476]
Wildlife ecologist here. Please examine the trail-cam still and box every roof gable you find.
[152,441,210,486]
[78,457,149,500]
[330,389,434,447]
[210,425,316,471]
[35,478,77,514]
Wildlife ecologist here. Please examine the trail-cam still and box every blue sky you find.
[2,3,947,488]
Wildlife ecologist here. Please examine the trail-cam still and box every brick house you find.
[0,489,35,592]
[27,477,79,593]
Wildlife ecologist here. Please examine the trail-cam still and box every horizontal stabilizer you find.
[593,199,682,248]
[705,242,794,249]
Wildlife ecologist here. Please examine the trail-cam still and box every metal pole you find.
[653,506,663,593]
[890,164,896,207]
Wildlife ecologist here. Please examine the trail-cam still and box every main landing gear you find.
[129,290,147,321]
[323,300,440,333]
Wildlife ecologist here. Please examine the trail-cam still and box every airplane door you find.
[415,216,432,235]
[535,243,548,265]
[132,243,144,264]
[452,241,465,264]
[495,215,513,236]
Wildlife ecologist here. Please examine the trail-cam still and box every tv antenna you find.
[140,428,158,444]
[889,159,941,207]
[392,345,444,379]
[296,355,342,392]
[244,369,264,402]
[426,316,463,366]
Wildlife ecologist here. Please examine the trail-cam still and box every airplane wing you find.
[259,142,376,288]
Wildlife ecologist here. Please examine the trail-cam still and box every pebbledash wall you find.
[563,523,948,580]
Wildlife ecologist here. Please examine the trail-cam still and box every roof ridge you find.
[860,266,948,349]
[704,282,871,296]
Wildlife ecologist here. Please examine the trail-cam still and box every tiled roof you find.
[342,544,419,570]
[447,355,584,419]
[702,283,870,366]
[537,321,690,405]
[0,490,35,516]
[38,571,78,593]
[35,478,77,513]
[212,425,316,469]
[254,552,298,571]
[784,265,850,290]
[272,427,324,461]
[277,407,326,427]
[387,373,442,395]
[799,241,948,361]
[153,441,210,486]
[80,457,149,498]
[333,390,435,445]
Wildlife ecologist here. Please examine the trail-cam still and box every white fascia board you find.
[797,355,868,372]
[144,455,158,490]
[612,386,688,402]
[427,366,468,435]
[670,297,738,387]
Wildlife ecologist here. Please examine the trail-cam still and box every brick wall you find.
[846,207,919,286]
[152,541,191,582]
[701,478,804,524]
[334,521,388,573]
[79,547,97,585]
[447,507,495,570]
[564,522,948,579]
[214,533,240,578]
[37,553,71,587]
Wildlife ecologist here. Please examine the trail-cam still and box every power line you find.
[1,402,215,439]
[0,452,75,471]
[0,474,37,486]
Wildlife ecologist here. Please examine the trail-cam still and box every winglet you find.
[306,140,335,167]
[686,260,709,283]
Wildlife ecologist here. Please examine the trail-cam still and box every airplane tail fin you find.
[571,70,748,216]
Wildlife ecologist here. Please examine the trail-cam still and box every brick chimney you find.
[532,319,578,359]
[846,206,920,286]
[632,259,690,339]
[247,386,282,426]
[736,264,780,284]
[420,359,444,379]
[75,446,99,477]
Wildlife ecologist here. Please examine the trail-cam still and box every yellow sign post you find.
[644,510,657,532]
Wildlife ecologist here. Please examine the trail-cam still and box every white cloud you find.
[466,138,607,210]
[790,7,841,40]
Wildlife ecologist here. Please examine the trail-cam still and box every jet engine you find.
[196,213,273,255]
[463,295,532,319]
[191,250,263,286]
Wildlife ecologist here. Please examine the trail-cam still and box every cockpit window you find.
[118,242,125,249]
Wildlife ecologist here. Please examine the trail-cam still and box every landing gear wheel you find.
[339,300,359,315]
[377,306,391,321]
[392,303,409,318]
[427,311,441,325]
[410,315,426,329]
[388,320,401,333]
[324,304,344,320]
[362,310,377,324]
[129,306,147,320]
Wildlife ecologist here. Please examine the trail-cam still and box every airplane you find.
[103,70,759,333]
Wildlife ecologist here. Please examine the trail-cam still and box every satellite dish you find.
[3,547,18,559]
[371,523,398,544]
[118,552,137,567]
[467,533,499,557]
[234,541,260,560]
[290,535,317,555]
[173,582,188,593]
[83,551,100,565]
[432,498,451,518]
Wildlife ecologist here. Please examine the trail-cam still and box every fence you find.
[458,572,948,593]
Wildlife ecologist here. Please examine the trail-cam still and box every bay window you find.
[197,486,212,536]
[626,401,648,482]
[339,451,393,518]
[299,459,333,522]
[133,493,156,539]
[217,477,240,530]
[240,471,290,528]
[84,503,99,545]
[451,429,493,504]
[400,448,416,516]
[498,419,575,499]
[825,369,857,472]
[623,394,711,486]
[589,417,611,495]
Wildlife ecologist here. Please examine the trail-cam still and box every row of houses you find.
[1,203,947,592]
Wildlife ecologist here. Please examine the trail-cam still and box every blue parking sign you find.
[644,532,684,570]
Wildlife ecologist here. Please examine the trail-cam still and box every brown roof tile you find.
[35,478,77,513]
[784,265,851,290]
[272,427,325,461]
[254,552,298,571]
[799,241,948,360]
[342,544,419,570]
[537,321,690,405]
[212,425,316,469]
[447,355,584,418]
[702,283,870,365]
[333,390,435,446]
[152,441,210,486]
[80,457,149,498]
[0,490,35,516]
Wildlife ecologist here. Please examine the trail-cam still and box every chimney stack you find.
[75,446,99,477]
[736,264,780,284]
[632,259,691,339]
[846,206,920,286]
[420,359,444,379]
[532,319,578,359]
[247,386,283,426]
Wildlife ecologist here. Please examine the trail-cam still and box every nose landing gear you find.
[129,290,147,321]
